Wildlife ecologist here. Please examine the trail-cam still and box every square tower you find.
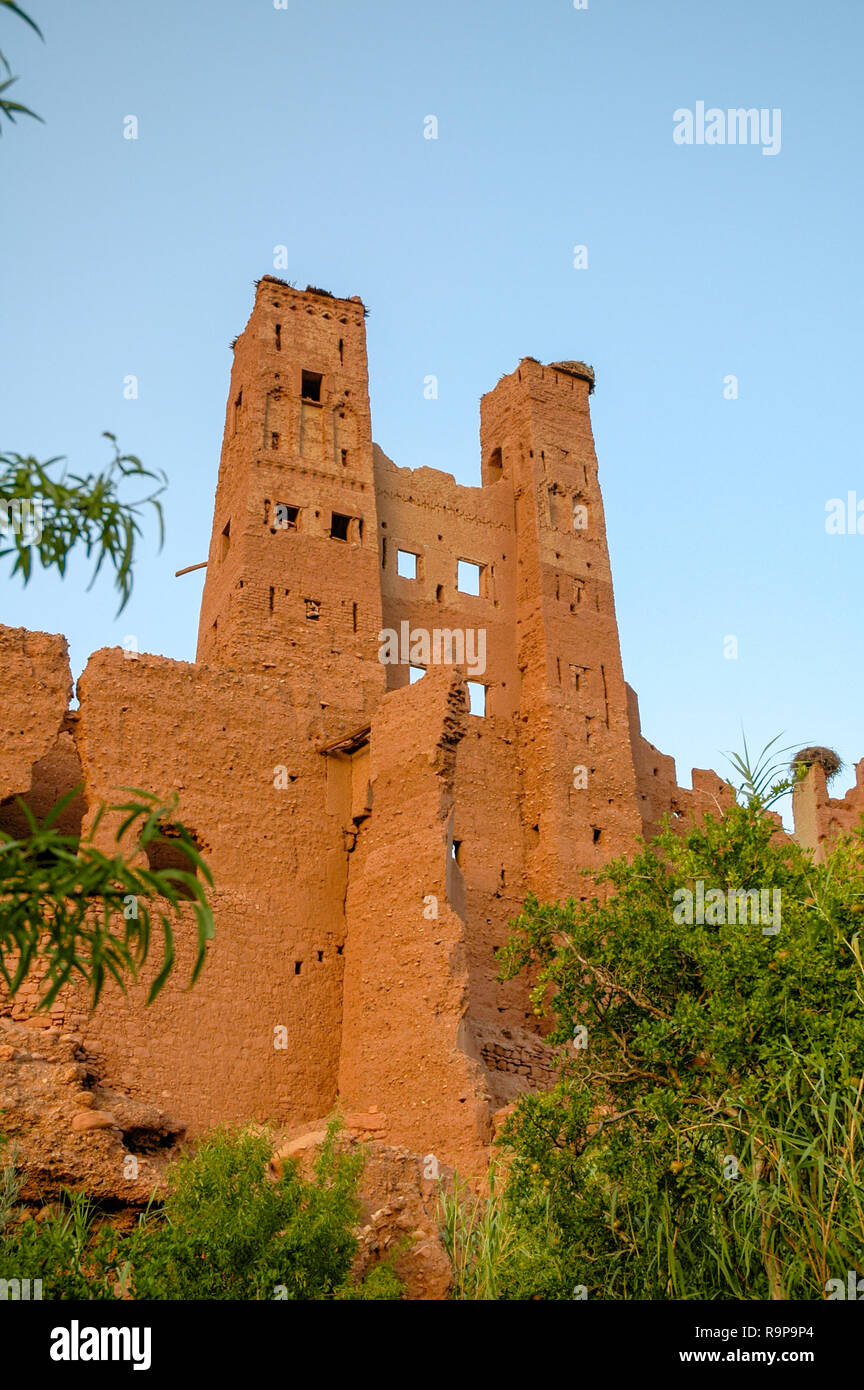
[197,279,386,723]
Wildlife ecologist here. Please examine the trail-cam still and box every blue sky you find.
[1,0,862,816]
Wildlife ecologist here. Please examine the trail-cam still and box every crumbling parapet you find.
[0,626,73,802]
[626,684,734,838]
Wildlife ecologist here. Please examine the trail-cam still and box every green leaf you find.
[0,438,167,612]
[0,790,215,1010]
[0,2,44,40]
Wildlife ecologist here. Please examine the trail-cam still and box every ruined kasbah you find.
[2,278,863,1294]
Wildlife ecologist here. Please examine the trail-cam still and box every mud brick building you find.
[1,279,859,1173]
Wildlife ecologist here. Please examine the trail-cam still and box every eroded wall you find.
[8,646,354,1132]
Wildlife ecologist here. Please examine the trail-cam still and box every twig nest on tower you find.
[792,746,843,783]
[548,360,596,393]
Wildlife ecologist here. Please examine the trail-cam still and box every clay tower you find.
[197,279,386,726]
[478,357,643,898]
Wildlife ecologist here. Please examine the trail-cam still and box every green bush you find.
[0,1189,117,1299]
[126,1123,368,1300]
[453,803,864,1299]
[0,1121,402,1300]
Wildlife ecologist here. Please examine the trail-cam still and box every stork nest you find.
[548,360,596,394]
[791,746,843,783]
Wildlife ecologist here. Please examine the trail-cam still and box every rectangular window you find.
[397,549,419,579]
[301,370,322,402]
[467,681,487,716]
[330,513,363,543]
[273,503,299,530]
[457,559,484,596]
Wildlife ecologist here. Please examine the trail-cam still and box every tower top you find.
[254,275,367,313]
[547,359,596,392]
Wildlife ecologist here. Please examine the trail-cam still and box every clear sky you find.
[1,0,862,819]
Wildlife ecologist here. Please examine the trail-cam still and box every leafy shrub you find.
[0,1121,402,1300]
[0,1189,117,1299]
[456,803,864,1299]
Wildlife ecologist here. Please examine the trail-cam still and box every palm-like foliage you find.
[725,732,807,811]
